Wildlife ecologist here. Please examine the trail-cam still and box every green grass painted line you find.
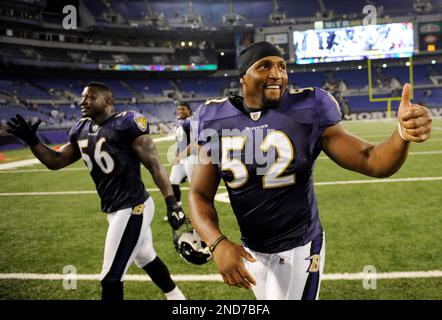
[0,176,441,196]
[1,149,441,172]
[0,159,41,170]
[1,270,442,282]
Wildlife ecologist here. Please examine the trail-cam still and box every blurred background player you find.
[164,102,195,221]
[6,82,186,300]
[189,41,432,300]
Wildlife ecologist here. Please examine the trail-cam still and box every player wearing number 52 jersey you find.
[192,88,340,254]
[189,41,432,300]
[6,82,187,301]
[191,87,336,300]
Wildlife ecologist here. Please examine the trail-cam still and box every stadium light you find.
[427,44,436,51]
[180,41,186,47]
[220,52,225,56]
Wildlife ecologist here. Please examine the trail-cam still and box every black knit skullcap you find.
[238,41,284,77]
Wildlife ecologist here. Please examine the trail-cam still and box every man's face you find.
[176,105,191,119]
[241,56,288,108]
[80,87,108,119]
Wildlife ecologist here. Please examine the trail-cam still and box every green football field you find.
[0,118,441,300]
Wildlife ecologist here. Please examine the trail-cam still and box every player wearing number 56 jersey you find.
[188,41,432,300]
[69,110,151,213]
[6,82,186,301]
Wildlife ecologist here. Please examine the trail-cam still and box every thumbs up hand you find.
[397,83,432,143]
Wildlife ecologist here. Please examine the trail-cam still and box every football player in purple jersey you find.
[7,82,186,300]
[163,102,195,221]
[189,41,432,300]
[170,102,194,200]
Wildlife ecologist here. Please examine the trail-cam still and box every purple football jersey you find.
[69,110,150,213]
[175,117,191,155]
[193,88,341,253]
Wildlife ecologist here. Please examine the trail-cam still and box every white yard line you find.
[0,159,41,170]
[314,176,442,186]
[0,188,176,196]
[1,270,442,282]
[316,150,442,160]
[151,136,174,143]
[1,150,441,173]
[0,167,86,173]
[0,176,441,196]
[0,164,171,173]
[408,150,442,155]
[0,136,174,170]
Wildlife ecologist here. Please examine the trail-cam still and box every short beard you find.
[262,96,281,109]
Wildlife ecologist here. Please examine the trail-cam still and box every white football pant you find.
[244,231,325,300]
[100,197,157,282]
[169,154,195,185]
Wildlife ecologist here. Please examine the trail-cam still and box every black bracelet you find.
[209,235,228,253]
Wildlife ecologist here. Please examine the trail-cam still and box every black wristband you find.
[165,195,178,208]
[26,134,40,147]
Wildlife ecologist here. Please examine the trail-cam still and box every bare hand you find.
[398,83,432,143]
[212,240,257,289]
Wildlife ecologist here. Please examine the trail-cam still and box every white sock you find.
[165,286,186,300]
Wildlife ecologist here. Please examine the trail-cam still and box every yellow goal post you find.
[367,56,414,118]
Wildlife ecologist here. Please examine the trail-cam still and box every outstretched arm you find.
[132,134,185,229]
[7,114,80,170]
[189,148,256,289]
[322,84,432,178]
[30,143,81,170]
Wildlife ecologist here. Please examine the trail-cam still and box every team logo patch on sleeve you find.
[134,114,148,132]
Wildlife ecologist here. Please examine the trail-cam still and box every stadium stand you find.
[0,0,441,150]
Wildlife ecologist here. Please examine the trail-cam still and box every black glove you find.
[6,114,41,147]
[165,195,186,230]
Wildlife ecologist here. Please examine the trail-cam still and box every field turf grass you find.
[0,119,441,300]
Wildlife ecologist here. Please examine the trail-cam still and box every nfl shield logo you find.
[250,111,261,121]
